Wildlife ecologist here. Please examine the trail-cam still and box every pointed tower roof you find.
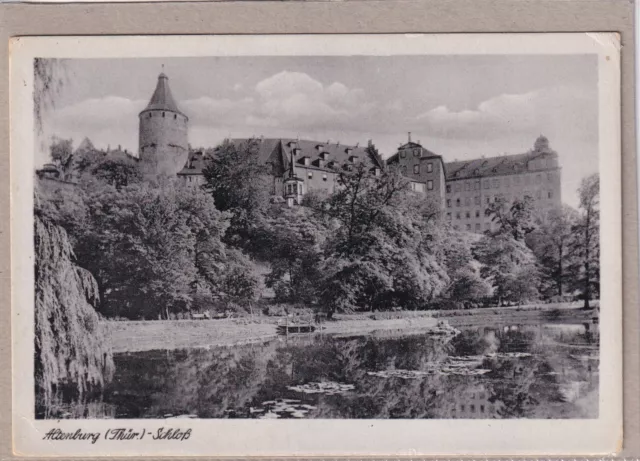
[142,73,186,117]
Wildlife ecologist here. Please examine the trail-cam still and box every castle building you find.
[177,138,385,205]
[138,73,189,176]
[387,134,562,232]
[140,74,562,229]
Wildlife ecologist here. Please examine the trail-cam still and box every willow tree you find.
[35,206,114,414]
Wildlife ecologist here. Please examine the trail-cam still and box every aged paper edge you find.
[0,0,637,459]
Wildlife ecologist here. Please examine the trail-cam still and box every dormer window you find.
[293,148,301,156]
[320,152,330,161]
[345,148,353,155]
[373,167,381,176]
[316,144,324,151]
[287,141,297,148]
[349,156,359,163]
[327,161,338,169]
[300,156,310,166]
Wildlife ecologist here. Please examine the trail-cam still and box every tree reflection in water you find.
[38,323,599,419]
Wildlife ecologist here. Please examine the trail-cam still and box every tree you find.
[201,139,272,248]
[316,165,448,314]
[49,137,74,179]
[34,194,113,415]
[527,205,578,299]
[474,233,540,305]
[257,205,327,304]
[485,195,537,241]
[34,58,66,138]
[568,174,600,309]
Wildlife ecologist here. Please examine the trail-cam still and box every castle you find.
[42,72,563,234]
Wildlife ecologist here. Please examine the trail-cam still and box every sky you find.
[39,54,599,206]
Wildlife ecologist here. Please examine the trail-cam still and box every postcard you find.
[10,33,622,456]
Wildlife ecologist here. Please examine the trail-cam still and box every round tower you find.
[138,73,189,176]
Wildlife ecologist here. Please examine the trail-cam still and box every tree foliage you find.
[568,174,600,308]
[34,193,113,414]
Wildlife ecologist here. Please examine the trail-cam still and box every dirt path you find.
[106,303,596,353]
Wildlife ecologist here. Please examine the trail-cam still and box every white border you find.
[10,34,622,457]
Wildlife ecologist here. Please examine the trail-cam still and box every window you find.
[460,405,466,412]
[447,212,452,220]
[427,162,433,173]
[400,150,406,158]
[465,197,471,206]
[162,112,165,117]
[480,405,485,413]
[413,164,420,174]
[475,223,481,231]
[456,198,461,207]
[465,182,471,191]
[446,185,452,193]
[174,114,177,119]
[486,197,490,204]
[456,212,461,219]
[308,172,313,179]
[466,224,471,231]
[547,172,552,181]
[466,211,471,219]
[475,179,481,190]
[475,196,481,205]
[148,112,152,118]
[548,191,553,199]
[414,149,420,157]
[413,182,425,193]
[484,180,490,189]
[536,174,542,184]
[475,210,480,218]
[470,404,475,413]
[323,174,327,182]
[447,199,452,207]
[427,180,434,190]
[493,179,499,188]
[455,183,462,192]
[401,166,407,175]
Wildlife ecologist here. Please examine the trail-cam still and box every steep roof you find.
[279,138,384,173]
[444,150,558,180]
[177,138,281,176]
[177,138,383,176]
[142,73,185,116]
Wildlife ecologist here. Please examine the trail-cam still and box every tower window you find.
[475,210,480,218]
[174,114,177,119]
[446,199,451,207]
[465,211,470,219]
[427,162,433,173]
[456,198,461,207]
[427,180,433,190]
[148,112,152,118]
[162,112,165,117]
[413,164,420,174]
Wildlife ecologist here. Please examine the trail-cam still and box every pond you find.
[38,323,599,419]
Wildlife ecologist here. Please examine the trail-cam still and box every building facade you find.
[142,74,562,228]
[138,73,189,176]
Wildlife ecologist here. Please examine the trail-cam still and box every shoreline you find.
[105,303,597,353]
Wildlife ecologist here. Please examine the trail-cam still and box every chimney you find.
[408,132,412,143]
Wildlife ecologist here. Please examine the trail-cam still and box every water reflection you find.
[38,323,599,419]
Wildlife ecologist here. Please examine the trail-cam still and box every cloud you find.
[415,85,596,142]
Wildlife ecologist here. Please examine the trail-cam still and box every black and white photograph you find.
[11,34,622,456]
